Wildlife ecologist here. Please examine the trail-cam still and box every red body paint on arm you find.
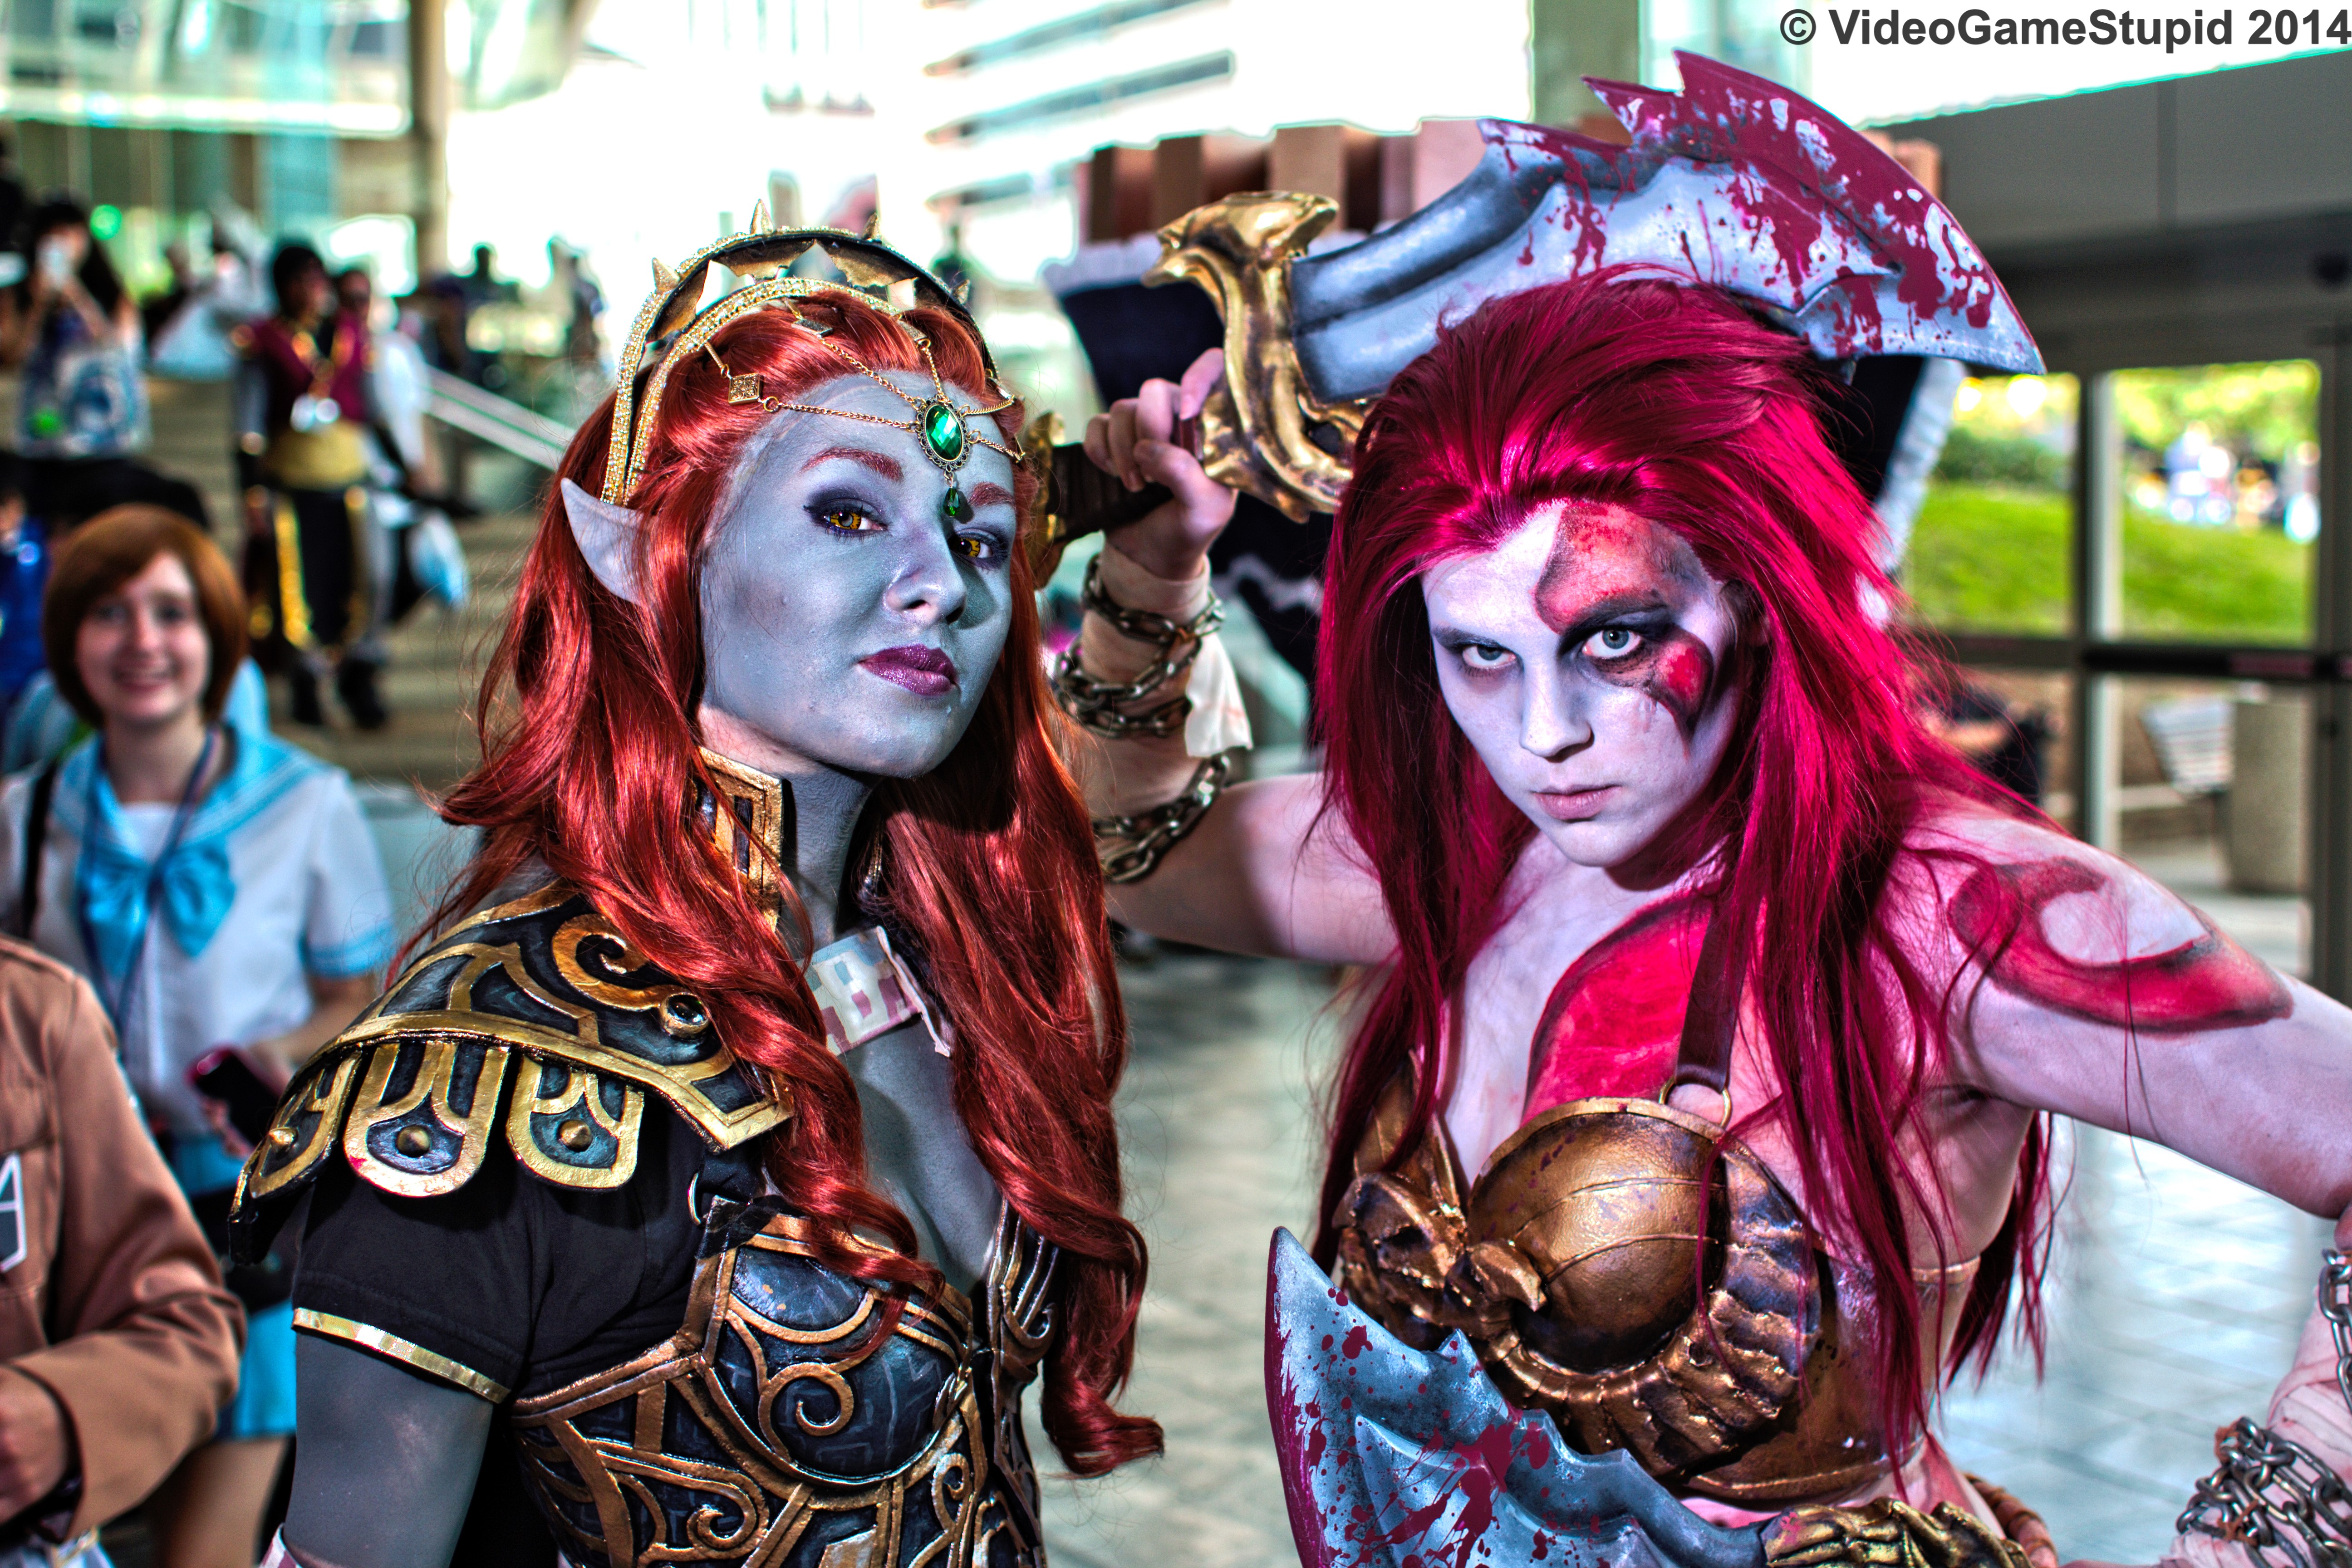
[1950,859,2290,1031]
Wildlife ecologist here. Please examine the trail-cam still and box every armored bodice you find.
[1331,901,1977,1507]
[517,1201,1058,1568]
[229,843,1062,1566]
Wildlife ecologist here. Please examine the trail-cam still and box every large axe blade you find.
[1264,1227,1769,1568]
[1038,53,2040,552]
[1286,53,2042,408]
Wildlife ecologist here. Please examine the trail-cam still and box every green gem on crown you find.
[942,486,973,523]
[921,401,967,466]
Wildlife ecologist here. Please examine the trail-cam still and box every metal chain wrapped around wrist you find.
[2329,1248,2352,1409]
[2177,1250,2352,1568]
[1051,557,1224,740]
[1094,752,1232,884]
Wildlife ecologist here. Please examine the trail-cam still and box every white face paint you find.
[693,371,1018,781]
[1421,504,1743,870]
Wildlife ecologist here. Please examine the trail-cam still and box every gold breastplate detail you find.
[1333,1074,1903,1504]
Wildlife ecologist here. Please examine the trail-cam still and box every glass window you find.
[1904,372,2076,637]
[2115,361,2320,646]
[1921,664,2071,818]
[2113,675,2308,976]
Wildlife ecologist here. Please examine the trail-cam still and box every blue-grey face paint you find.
[696,371,1018,782]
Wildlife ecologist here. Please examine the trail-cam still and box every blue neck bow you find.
[75,822,234,976]
[59,727,317,979]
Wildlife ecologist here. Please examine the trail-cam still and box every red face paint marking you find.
[1534,509,1721,738]
[1949,859,2290,1031]
[1524,893,1709,1116]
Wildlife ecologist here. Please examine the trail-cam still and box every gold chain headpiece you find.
[600,203,1020,514]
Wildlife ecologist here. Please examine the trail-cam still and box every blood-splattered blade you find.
[1264,1228,1768,1568]
[1286,54,2040,404]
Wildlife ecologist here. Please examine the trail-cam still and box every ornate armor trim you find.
[510,1204,1061,1568]
[239,1050,364,1203]
[341,1035,514,1198]
[228,880,791,1253]
[291,1308,511,1401]
[508,1055,649,1190]
[701,750,790,929]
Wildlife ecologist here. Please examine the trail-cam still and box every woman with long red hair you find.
[1075,271,2352,1568]
[229,230,1158,1567]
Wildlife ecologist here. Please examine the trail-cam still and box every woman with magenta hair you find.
[1072,268,2352,1565]
[227,228,1159,1566]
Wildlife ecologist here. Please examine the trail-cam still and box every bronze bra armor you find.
[1332,910,1975,1507]
[229,875,1062,1568]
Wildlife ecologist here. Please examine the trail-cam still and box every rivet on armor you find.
[268,1126,296,1148]
[558,1118,595,1152]
[663,993,709,1033]
[395,1125,433,1157]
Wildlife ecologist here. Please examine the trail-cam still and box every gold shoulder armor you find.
[230,883,792,1230]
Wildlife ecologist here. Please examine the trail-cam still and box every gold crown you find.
[600,201,992,505]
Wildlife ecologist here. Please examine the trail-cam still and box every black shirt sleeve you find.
[290,1098,705,1401]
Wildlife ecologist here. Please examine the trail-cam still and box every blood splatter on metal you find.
[1265,1228,1770,1568]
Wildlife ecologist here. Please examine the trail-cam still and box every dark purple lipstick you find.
[860,644,957,696]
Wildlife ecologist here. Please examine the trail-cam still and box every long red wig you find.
[1310,273,2052,1462]
[424,299,1160,1474]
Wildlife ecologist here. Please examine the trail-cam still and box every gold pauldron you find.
[1768,1499,2030,1568]
[232,882,792,1226]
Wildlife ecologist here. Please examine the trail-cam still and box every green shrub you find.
[1905,483,2070,633]
[1904,482,2312,643]
[1933,426,2068,490]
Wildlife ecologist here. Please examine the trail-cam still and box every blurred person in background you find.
[1921,669,2051,807]
[450,244,516,391]
[140,242,198,348]
[0,198,206,534]
[148,227,268,384]
[0,927,241,1568]
[550,239,603,371]
[0,506,393,1567]
[0,137,25,273]
[0,452,47,718]
[234,244,390,730]
[335,268,465,627]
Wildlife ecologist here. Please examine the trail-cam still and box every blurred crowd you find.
[0,132,582,1568]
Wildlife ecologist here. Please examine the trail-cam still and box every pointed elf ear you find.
[560,478,643,603]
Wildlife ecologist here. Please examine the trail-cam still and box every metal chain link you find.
[1093,752,1233,884]
[2180,1418,2352,1568]
[1051,557,1225,739]
[2325,1248,2352,1410]
[2177,1250,2352,1568]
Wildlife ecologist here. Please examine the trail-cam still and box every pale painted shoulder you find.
[1903,798,2095,866]
[1896,795,2210,965]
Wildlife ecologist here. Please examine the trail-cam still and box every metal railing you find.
[423,368,573,471]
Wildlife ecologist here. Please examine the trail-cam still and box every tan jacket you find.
[0,937,242,1535]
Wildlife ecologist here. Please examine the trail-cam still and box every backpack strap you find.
[16,759,58,940]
